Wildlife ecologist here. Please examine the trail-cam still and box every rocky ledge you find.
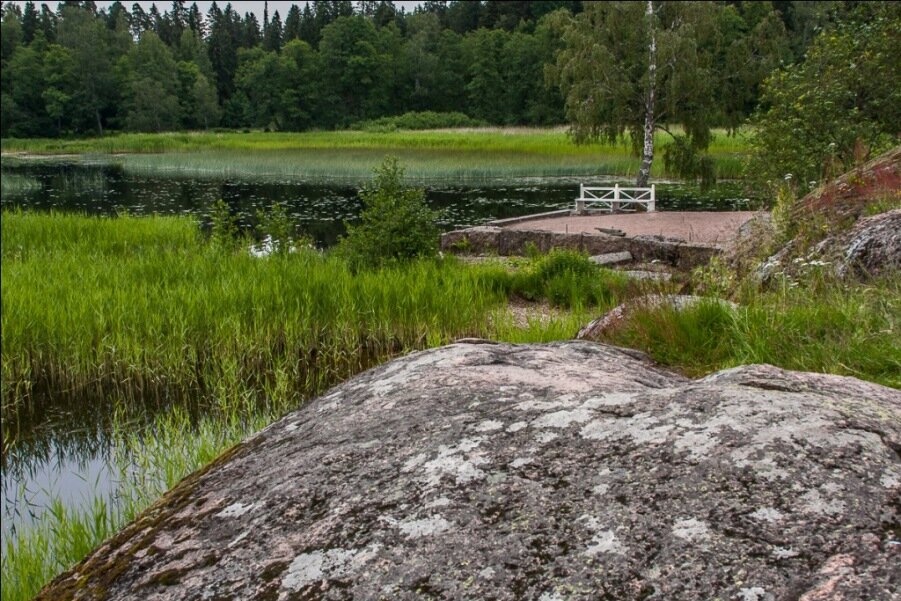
[40,342,900,600]
[440,226,720,270]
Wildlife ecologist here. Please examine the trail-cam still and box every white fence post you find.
[576,184,657,213]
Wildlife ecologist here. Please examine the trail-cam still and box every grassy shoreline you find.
[1,128,749,182]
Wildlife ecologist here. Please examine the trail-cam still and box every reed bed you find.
[1,128,749,182]
[1,211,520,444]
[0,174,40,197]
[117,148,640,182]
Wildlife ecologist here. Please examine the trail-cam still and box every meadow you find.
[0,128,750,182]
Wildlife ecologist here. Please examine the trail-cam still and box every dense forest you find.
[0,1,891,138]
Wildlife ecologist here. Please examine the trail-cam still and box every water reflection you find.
[1,431,117,544]
[1,162,757,247]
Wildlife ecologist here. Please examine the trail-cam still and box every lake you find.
[1,162,757,246]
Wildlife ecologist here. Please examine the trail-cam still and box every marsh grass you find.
[0,212,519,443]
[601,277,901,387]
[3,214,642,444]
[1,128,749,182]
[0,174,40,197]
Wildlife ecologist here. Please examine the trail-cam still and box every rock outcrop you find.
[794,146,900,223]
[441,227,720,270]
[752,147,900,283]
[40,342,901,600]
[833,208,900,278]
[756,209,900,282]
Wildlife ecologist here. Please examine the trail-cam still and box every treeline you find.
[0,0,857,137]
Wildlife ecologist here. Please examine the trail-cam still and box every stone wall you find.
[441,226,721,270]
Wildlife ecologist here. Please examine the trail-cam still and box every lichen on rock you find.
[39,342,901,600]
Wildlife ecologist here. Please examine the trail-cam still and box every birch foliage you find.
[550,1,781,186]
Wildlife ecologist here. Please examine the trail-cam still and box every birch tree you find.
[551,1,727,186]
[639,0,656,187]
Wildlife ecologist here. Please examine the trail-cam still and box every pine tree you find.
[38,3,57,42]
[187,2,203,36]
[264,10,282,52]
[283,5,301,41]
[242,12,261,48]
[21,1,38,44]
[130,3,150,39]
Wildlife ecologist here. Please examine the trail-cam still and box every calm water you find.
[1,163,757,245]
[0,161,758,541]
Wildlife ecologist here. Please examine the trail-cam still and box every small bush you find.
[336,157,439,270]
[511,250,629,309]
[209,200,240,251]
[256,203,299,256]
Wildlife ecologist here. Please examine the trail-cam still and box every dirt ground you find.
[507,211,762,245]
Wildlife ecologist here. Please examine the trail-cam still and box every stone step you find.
[595,227,627,237]
[589,251,633,265]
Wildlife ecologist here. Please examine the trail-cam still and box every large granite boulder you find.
[40,343,900,600]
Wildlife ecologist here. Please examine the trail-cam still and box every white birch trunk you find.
[637,0,656,188]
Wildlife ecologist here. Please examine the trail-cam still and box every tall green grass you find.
[601,278,901,388]
[0,211,520,443]
[2,213,644,445]
[1,128,749,182]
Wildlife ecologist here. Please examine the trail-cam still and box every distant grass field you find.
[1,128,750,182]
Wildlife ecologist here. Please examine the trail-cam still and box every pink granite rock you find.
[40,342,901,601]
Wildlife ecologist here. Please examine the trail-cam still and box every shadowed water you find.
[1,163,757,246]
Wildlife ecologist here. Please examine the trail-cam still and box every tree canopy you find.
[550,1,791,186]
[0,0,880,142]
[749,2,901,191]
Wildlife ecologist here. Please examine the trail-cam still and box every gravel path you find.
[508,211,761,245]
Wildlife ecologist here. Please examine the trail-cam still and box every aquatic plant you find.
[1,128,749,182]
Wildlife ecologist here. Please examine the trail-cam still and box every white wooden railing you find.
[575,184,656,213]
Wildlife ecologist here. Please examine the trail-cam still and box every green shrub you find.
[208,200,240,251]
[256,203,300,256]
[747,4,900,193]
[336,157,439,270]
[511,250,629,309]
